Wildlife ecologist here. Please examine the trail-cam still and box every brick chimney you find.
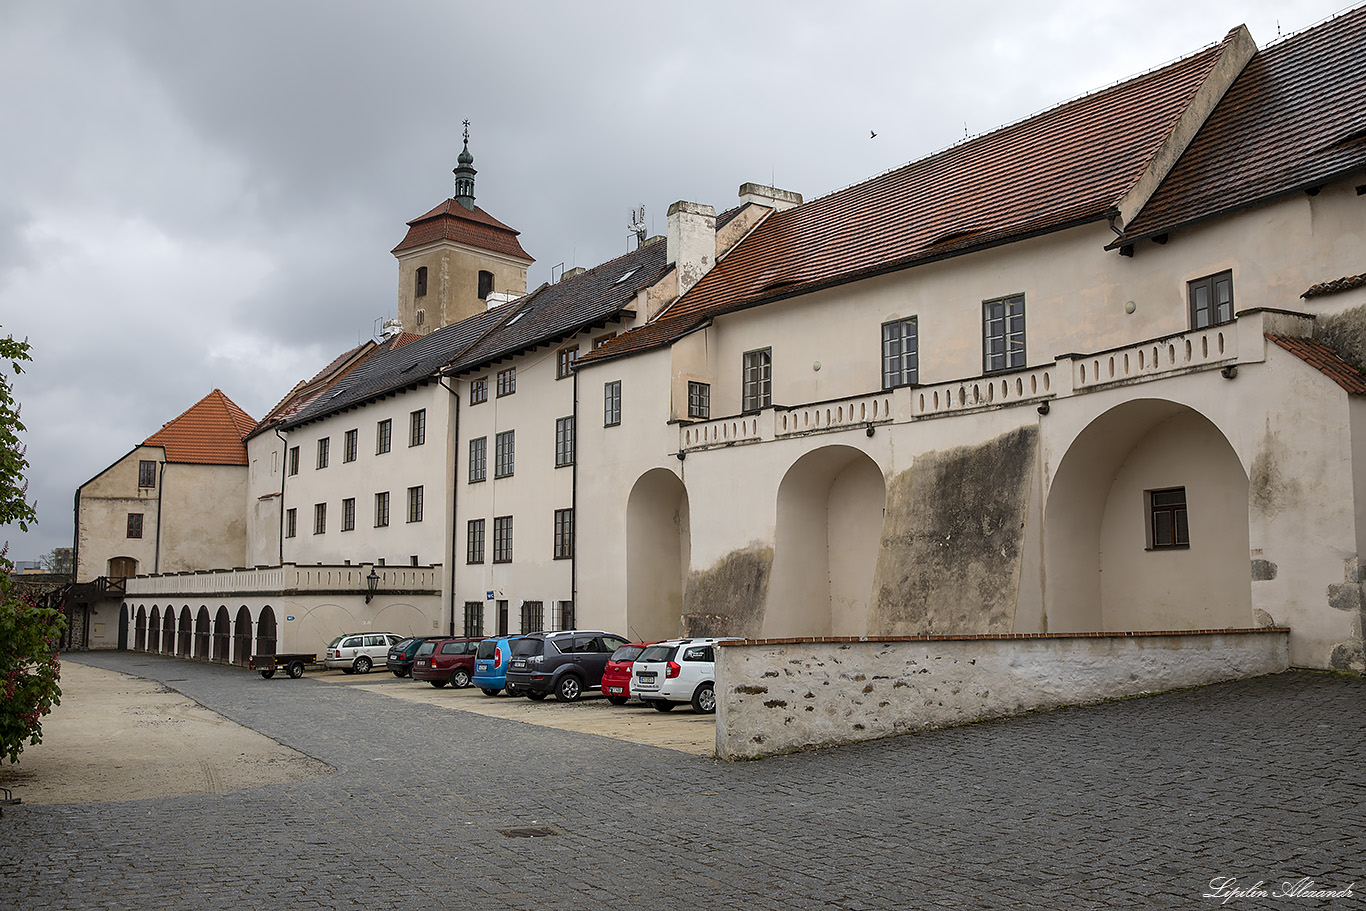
[667,200,717,296]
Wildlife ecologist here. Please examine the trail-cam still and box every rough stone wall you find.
[1316,305,1366,372]
[714,631,1290,759]
[682,543,772,637]
[869,426,1037,635]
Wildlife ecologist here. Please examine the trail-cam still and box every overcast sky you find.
[0,0,1354,563]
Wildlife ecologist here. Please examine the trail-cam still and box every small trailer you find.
[249,653,316,679]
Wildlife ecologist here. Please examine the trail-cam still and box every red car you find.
[601,641,656,705]
[411,637,482,688]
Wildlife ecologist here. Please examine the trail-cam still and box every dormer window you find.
[415,266,428,298]
[478,270,494,300]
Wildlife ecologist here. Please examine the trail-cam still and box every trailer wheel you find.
[286,661,305,679]
[259,667,275,679]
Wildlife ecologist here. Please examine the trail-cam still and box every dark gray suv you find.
[504,630,628,702]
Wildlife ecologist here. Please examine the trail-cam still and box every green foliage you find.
[0,328,63,764]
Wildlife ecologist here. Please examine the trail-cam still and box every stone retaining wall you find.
[714,629,1289,759]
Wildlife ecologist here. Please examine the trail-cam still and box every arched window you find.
[415,266,428,298]
[478,270,494,300]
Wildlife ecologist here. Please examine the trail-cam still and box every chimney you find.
[667,200,716,296]
[738,182,802,212]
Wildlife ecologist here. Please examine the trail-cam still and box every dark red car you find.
[411,637,482,688]
[601,641,656,705]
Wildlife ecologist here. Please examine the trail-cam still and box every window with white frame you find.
[983,294,1026,373]
[688,381,710,420]
[555,416,574,467]
[604,380,621,426]
[742,348,771,412]
[470,378,488,405]
[881,317,919,388]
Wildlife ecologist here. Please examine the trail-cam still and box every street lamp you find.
[365,568,380,604]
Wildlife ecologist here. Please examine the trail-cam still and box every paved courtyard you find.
[1,652,1361,910]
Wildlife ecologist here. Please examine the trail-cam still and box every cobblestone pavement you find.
[2,653,1361,910]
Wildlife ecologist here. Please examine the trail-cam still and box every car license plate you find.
[608,686,623,694]
[639,673,656,683]
[512,659,526,669]
[416,660,426,667]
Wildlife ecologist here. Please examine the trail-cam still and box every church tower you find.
[391,122,534,335]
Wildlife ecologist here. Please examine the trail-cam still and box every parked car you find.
[322,632,403,674]
[505,630,629,702]
[386,636,444,677]
[411,637,482,688]
[601,641,656,705]
[630,637,738,713]
[472,635,523,696]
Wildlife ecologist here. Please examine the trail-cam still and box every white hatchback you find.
[322,632,402,674]
[630,637,738,713]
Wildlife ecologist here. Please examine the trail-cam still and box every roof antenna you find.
[628,205,647,249]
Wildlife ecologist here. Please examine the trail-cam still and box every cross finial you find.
[462,119,470,146]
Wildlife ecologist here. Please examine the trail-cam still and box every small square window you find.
[688,382,710,420]
[594,332,616,349]
[470,377,488,405]
[127,513,143,539]
[138,460,156,488]
[1148,487,1189,549]
[1189,270,1234,329]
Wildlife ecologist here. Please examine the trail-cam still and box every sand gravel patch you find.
[0,662,331,805]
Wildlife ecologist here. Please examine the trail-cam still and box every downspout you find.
[71,488,82,582]
[571,366,579,626]
[153,459,167,574]
[441,376,460,637]
[274,427,288,565]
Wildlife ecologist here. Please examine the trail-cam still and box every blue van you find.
[471,635,523,696]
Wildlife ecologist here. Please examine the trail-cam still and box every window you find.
[478,270,494,300]
[410,555,419,567]
[593,333,616,348]
[1189,270,1234,329]
[882,317,919,389]
[317,437,329,469]
[983,294,1026,373]
[127,513,143,539]
[497,600,509,636]
[138,460,156,488]
[495,430,515,478]
[493,516,513,563]
[521,600,544,634]
[341,498,355,532]
[463,601,484,637]
[343,429,358,462]
[285,508,297,538]
[557,600,575,631]
[415,265,428,298]
[416,309,425,327]
[555,416,575,467]
[470,377,488,405]
[374,491,390,528]
[604,380,621,426]
[313,503,327,535]
[469,436,487,482]
[557,346,578,379]
[742,348,772,412]
[407,486,424,523]
[467,519,485,563]
[408,409,426,447]
[554,508,574,559]
[288,446,299,476]
[376,419,392,454]
[688,382,710,420]
[497,367,516,397]
[1149,488,1189,549]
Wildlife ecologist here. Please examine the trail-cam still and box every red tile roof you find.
[1268,334,1366,394]
[143,389,257,465]
[391,199,533,261]
[1124,6,1366,241]
[1303,273,1366,299]
[586,32,1240,364]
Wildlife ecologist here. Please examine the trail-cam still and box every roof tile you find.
[1268,334,1366,394]
[143,389,256,465]
[391,200,533,261]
